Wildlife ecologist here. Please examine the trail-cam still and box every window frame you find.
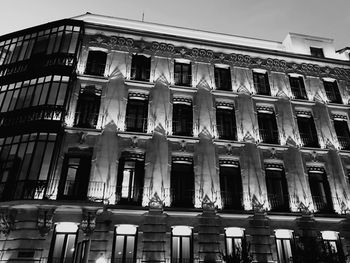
[253,71,270,96]
[289,75,307,100]
[84,50,107,76]
[125,97,149,133]
[257,109,279,144]
[171,226,193,263]
[48,223,79,263]
[274,229,295,263]
[130,54,151,82]
[214,66,232,91]
[112,225,138,263]
[174,61,192,87]
[216,105,237,140]
[172,100,193,136]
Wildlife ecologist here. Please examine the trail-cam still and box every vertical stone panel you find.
[231,67,254,93]
[270,71,291,97]
[236,93,258,142]
[275,98,298,146]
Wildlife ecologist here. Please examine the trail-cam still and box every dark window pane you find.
[85,51,107,76]
[125,99,148,133]
[310,47,324,58]
[334,120,350,150]
[216,107,236,140]
[131,54,151,81]
[174,62,192,86]
[173,103,193,136]
[253,72,270,95]
[297,116,319,147]
[289,76,307,99]
[258,112,279,144]
[171,162,194,207]
[215,67,231,91]
[323,80,342,104]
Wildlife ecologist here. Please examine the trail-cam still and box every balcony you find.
[312,195,333,213]
[74,111,99,129]
[291,88,307,100]
[259,129,279,144]
[115,186,143,206]
[46,179,112,202]
[0,105,64,128]
[170,189,194,208]
[268,193,290,212]
[0,180,47,201]
[337,136,350,150]
[221,191,243,210]
[0,53,76,78]
[300,133,319,148]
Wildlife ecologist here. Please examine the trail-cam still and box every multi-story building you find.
[0,12,350,263]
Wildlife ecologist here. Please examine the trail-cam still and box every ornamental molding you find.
[256,105,274,113]
[87,34,350,81]
[172,156,193,163]
[37,208,55,236]
[219,159,239,167]
[332,114,348,120]
[265,163,284,170]
[0,208,15,236]
[80,209,97,236]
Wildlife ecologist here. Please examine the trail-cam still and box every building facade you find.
[0,13,350,263]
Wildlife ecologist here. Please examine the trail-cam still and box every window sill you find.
[125,79,154,88]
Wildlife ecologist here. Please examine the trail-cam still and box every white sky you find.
[1,0,349,49]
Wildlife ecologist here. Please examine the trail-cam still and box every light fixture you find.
[225,227,245,237]
[55,222,78,233]
[115,224,137,235]
[172,225,192,236]
[275,229,293,239]
[321,231,338,240]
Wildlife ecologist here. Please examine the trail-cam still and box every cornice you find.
[86,34,350,82]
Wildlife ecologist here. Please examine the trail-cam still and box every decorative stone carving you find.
[0,208,15,236]
[37,208,54,236]
[148,192,164,210]
[94,35,350,81]
[80,210,97,236]
[252,195,266,212]
[201,194,216,211]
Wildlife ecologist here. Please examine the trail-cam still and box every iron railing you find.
[300,132,319,148]
[125,116,148,133]
[172,120,193,136]
[0,105,64,127]
[337,136,350,150]
[115,186,144,205]
[312,195,333,213]
[73,111,99,129]
[259,129,279,144]
[170,189,195,208]
[268,193,290,212]
[220,191,243,210]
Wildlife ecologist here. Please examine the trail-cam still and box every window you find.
[297,114,319,147]
[323,80,342,104]
[275,229,294,263]
[214,66,231,91]
[219,161,243,210]
[58,149,92,200]
[174,62,191,86]
[172,226,192,263]
[130,54,151,81]
[49,222,78,263]
[257,110,279,144]
[225,228,246,260]
[0,133,57,201]
[321,231,344,263]
[116,153,145,205]
[74,86,101,129]
[308,168,333,213]
[172,99,193,136]
[85,50,107,76]
[171,158,194,207]
[334,119,350,150]
[265,165,289,212]
[113,225,138,263]
[253,72,270,95]
[216,105,237,140]
[125,97,148,133]
[310,47,324,58]
[289,76,307,99]
[74,240,89,263]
